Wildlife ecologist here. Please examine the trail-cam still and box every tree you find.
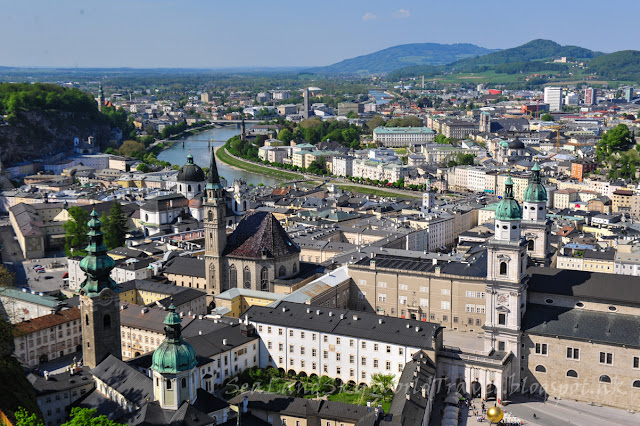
[0,264,15,288]
[371,373,396,402]
[434,134,451,145]
[455,153,475,166]
[540,113,554,122]
[136,163,150,173]
[596,124,633,160]
[276,129,293,144]
[103,202,127,250]
[117,140,146,158]
[366,115,386,132]
[15,407,125,426]
[64,207,90,257]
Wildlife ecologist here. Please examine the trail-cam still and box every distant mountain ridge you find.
[306,43,499,74]
[387,39,613,80]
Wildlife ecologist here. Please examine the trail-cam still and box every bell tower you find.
[484,176,528,379]
[204,148,226,303]
[521,162,552,265]
[79,210,121,368]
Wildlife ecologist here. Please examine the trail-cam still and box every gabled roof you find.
[90,354,153,403]
[223,211,300,258]
[14,307,80,337]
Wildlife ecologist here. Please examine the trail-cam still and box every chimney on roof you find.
[44,371,49,381]
[199,330,202,335]
[307,308,311,314]
[406,323,411,329]
[316,310,321,315]
[329,311,333,317]
[378,319,383,325]
[282,307,287,312]
[223,339,228,346]
[353,315,358,321]
[415,326,420,332]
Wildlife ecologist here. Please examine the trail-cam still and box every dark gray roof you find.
[245,302,441,349]
[523,303,640,349]
[27,367,93,395]
[582,249,616,261]
[228,393,370,423]
[527,266,640,305]
[387,351,436,426]
[90,354,153,404]
[118,279,206,308]
[128,399,212,426]
[163,256,206,278]
[75,388,127,421]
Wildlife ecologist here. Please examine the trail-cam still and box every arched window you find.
[198,184,201,192]
[243,266,251,289]
[535,365,546,373]
[103,314,111,329]
[499,262,508,275]
[229,265,237,289]
[261,268,269,291]
[279,265,286,278]
[243,200,247,211]
[85,315,89,326]
[528,240,535,251]
[208,210,213,222]
[166,379,172,390]
[599,375,611,383]
[209,264,216,290]
[566,370,578,378]
[292,263,297,274]
[234,201,238,211]
[145,214,149,222]
[633,380,640,388]
[188,184,192,192]
[181,377,187,388]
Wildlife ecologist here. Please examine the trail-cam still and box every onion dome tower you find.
[151,303,198,409]
[79,209,121,368]
[522,162,552,265]
[176,151,206,200]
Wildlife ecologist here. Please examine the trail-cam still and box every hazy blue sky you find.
[1,0,637,68]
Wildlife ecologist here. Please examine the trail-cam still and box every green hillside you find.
[389,39,604,80]
[307,43,498,74]
[588,50,640,82]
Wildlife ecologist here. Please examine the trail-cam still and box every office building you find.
[544,87,563,111]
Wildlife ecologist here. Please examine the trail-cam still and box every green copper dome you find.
[495,176,522,221]
[523,162,547,203]
[79,209,117,297]
[151,304,197,374]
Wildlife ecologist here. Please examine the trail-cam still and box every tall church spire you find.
[207,148,223,192]
[79,210,117,296]
[79,209,121,368]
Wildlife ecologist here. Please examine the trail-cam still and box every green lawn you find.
[337,184,420,199]
[216,148,303,181]
[328,391,391,412]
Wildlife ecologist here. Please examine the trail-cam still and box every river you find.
[369,90,392,105]
[157,125,282,187]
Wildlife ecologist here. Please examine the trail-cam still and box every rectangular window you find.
[599,352,613,365]
[498,313,506,325]
[441,289,450,295]
[441,301,450,310]
[374,344,379,351]
[267,327,272,334]
[361,357,366,366]
[634,357,639,369]
[399,284,408,291]
[323,351,328,359]
[289,345,294,353]
[566,347,580,360]
[419,298,428,307]
[300,332,305,339]
[465,304,475,313]
[378,282,387,288]
[312,348,317,357]
[279,343,284,351]
[279,328,283,335]
[465,291,476,298]
[535,343,548,355]
[362,341,366,349]
[373,359,379,368]
[336,353,341,361]
[350,339,355,347]
[378,294,387,303]
[350,355,355,364]
[323,336,328,343]
[419,286,429,293]
[267,341,272,350]
[399,296,407,305]
[476,305,485,314]
[386,361,391,370]
[312,333,317,341]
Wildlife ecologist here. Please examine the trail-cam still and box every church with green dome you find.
[151,303,198,409]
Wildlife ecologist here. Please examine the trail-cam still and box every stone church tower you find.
[484,177,528,384]
[79,210,121,368]
[521,162,552,265]
[204,148,226,304]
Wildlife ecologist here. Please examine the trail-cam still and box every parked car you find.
[32,265,43,270]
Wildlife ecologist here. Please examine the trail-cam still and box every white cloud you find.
[362,12,377,21]
[392,9,410,18]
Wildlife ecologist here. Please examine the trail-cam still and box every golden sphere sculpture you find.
[486,405,504,423]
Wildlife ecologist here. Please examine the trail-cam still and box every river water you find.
[157,125,281,187]
[369,90,391,105]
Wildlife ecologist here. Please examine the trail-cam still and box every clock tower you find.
[204,148,226,305]
[521,162,552,265]
[484,177,528,376]
[79,209,121,368]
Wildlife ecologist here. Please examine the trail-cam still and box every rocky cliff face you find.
[0,110,112,164]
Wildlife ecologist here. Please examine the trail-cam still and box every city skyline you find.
[1,0,638,69]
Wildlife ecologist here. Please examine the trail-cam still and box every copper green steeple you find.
[151,303,197,374]
[206,146,224,192]
[495,176,522,221]
[79,209,117,297]
[523,162,547,203]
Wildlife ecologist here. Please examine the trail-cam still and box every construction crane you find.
[539,124,566,153]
